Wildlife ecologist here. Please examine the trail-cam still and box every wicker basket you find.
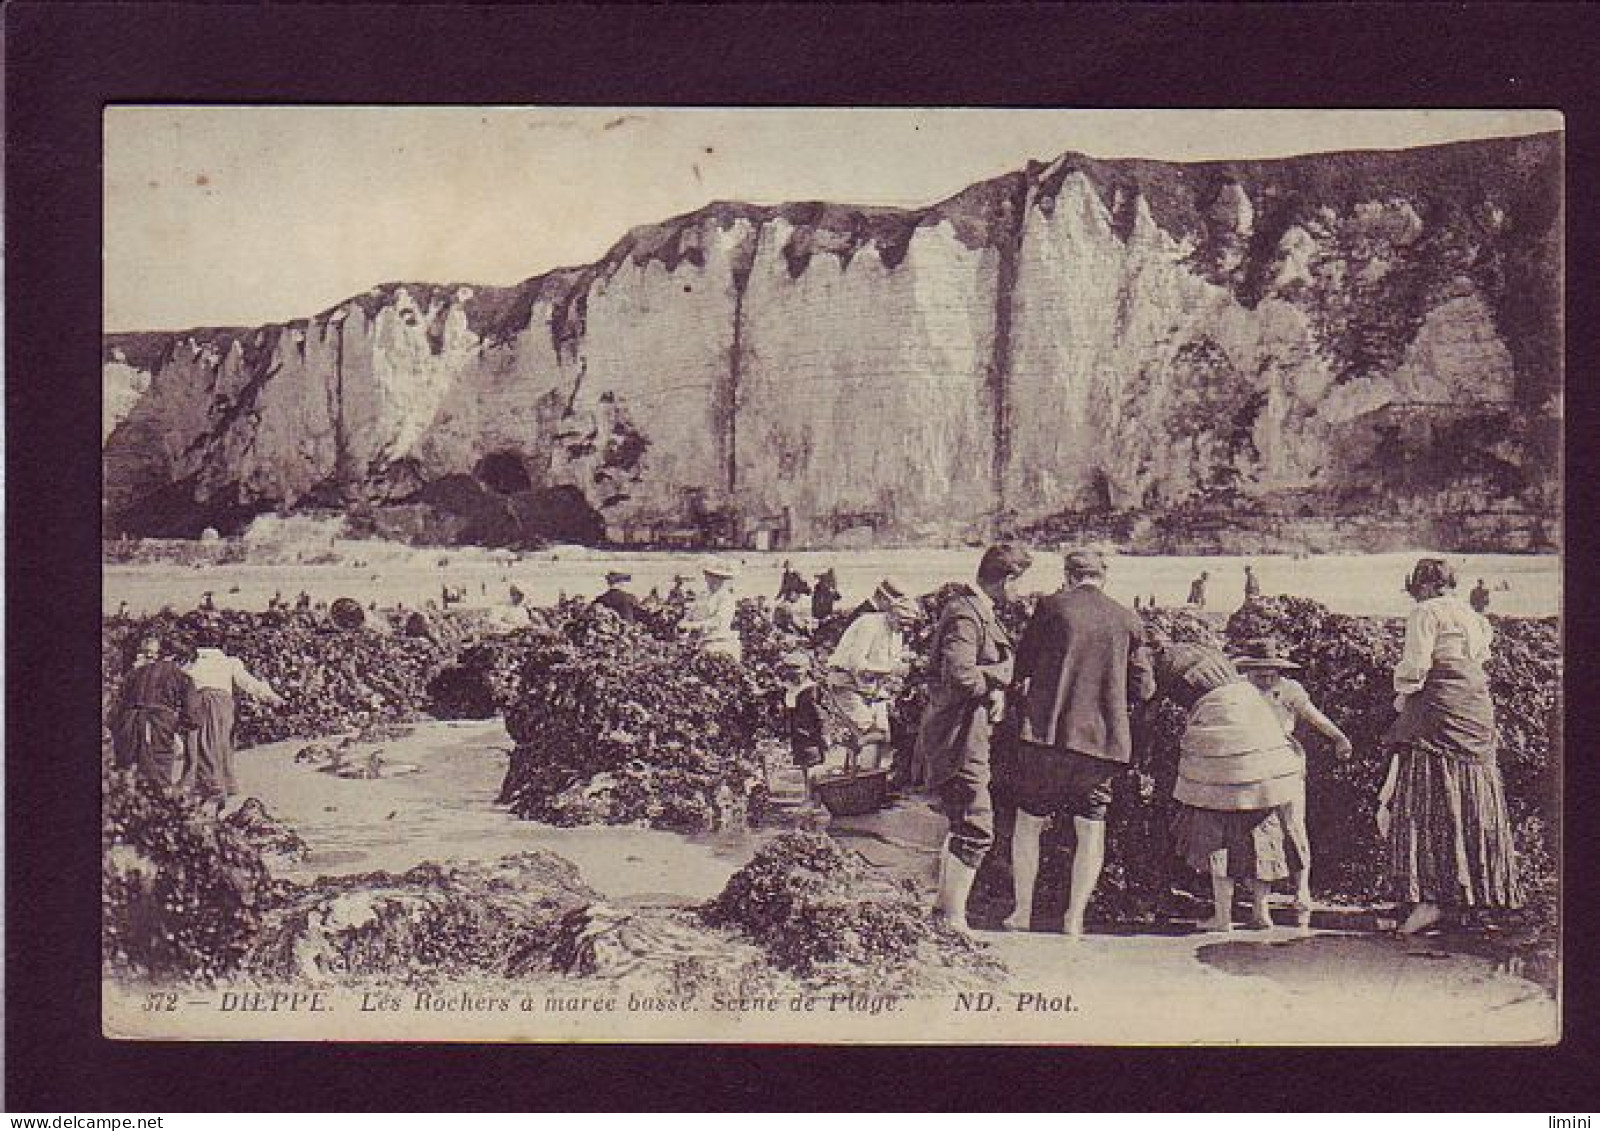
[813,767,892,817]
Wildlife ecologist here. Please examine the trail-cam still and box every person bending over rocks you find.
[1158,642,1306,933]
[181,626,286,816]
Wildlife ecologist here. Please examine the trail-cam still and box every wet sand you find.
[127,717,1557,1045]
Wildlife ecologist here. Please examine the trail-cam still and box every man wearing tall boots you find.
[917,544,1034,932]
[1006,548,1156,937]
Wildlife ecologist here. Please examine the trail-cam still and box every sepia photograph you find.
[98,106,1562,1044]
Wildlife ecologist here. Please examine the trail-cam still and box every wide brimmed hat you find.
[700,557,739,580]
[872,578,919,621]
[605,570,632,585]
[1230,636,1302,671]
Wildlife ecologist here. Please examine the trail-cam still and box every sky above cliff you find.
[104,107,1560,333]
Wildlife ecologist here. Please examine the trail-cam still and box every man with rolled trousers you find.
[1007,547,1156,937]
[917,543,1034,933]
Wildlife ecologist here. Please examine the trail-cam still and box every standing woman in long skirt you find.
[182,625,286,814]
[1379,557,1521,934]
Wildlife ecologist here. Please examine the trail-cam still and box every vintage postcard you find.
[101,107,1561,1043]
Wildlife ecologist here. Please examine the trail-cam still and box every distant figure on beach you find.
[295,591,312,612]
[1133,596,1143,612]
[268,590,284,611]
[115,600,129,619]
[1187,572,1209,609]
[777,560,810,601]
[811,570,842,621]
[1244,564,1261,602]
[667,574,691,603]
[487,586,535,633]
[1469,578,1492,614]
[1148,594,1157,610]
[592,570,641,625]
[199,591,216,613]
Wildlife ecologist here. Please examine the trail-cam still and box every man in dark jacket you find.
[916,543,1033,933]
[592,570,642,624]
[1008,548,1155,936]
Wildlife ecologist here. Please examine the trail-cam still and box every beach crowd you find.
[109,545,1522,940]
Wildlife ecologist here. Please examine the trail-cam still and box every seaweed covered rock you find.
[550,902,739,979]
[1483,615,1561,826]
[103,610,450,747]
[704,832,999,988]
[245,853,597,983]
[1140,605,1226,649]
[102,767,284,982]
[223,798,309,865]
[497,606,773,832]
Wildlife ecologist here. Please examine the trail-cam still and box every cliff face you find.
[103,132,1561,546]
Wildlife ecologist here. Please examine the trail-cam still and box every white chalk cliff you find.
[103,133,1561,546]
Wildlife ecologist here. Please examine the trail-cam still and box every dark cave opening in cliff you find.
[474,450,534,495]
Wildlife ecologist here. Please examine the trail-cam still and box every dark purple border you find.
[7,0,1599,1113]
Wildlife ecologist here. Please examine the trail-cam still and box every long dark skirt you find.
[184,689,238,801]
[1383,655,1520,908]
[1384,742,1522,908]
[1173,802,1309,883]
[111,705,182,791]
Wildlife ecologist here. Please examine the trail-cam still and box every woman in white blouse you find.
[681,558,742,662]
[182,626,286,813]
[1378,558,1520,934]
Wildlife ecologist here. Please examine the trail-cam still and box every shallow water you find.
[1195,931,1553,1016]
[237,719,770,903]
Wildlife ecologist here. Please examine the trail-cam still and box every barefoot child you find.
[1233,637,1353,917]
